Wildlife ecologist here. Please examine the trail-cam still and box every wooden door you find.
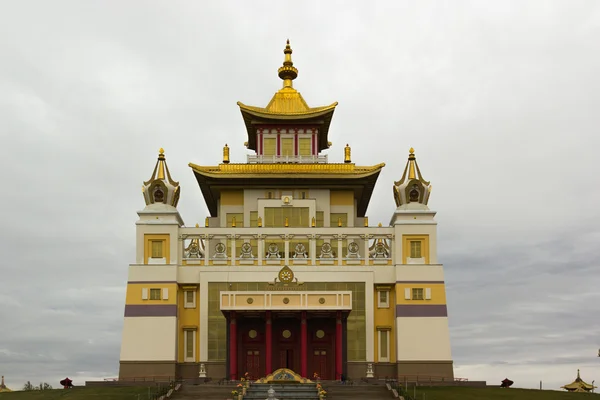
[312,349,328,379]
[245,350,260,380]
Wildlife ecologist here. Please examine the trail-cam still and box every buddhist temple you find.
[118,41,454,381]
[561,369,596,392]
[0,376,12,392]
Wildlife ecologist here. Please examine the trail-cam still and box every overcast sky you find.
[1,0,599,392]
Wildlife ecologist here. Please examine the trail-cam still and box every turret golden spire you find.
[408,147,416,179]
[158,148,166,179]
[278,39,298,88]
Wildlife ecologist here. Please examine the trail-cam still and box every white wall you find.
[395,317,452,361]
[120,317,177,361]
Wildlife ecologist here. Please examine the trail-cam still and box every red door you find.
[245,350,260,380]
[313,349,328,380]
[279,349,294,369]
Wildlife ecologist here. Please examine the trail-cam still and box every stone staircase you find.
[245,383,319,400]
[171,382,239,399]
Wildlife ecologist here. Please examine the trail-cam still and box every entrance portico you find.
[221,291,352,380]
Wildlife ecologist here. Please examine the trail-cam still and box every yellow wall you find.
[221,190,244,206]
[373,287,396,363]
[330,190,354,206]
[125,283,178,305]
[395,283,447,305]
[178,287,200,362]
[143,234,170,264]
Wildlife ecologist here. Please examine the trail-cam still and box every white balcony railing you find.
[247,154,328,164]
[179,227,395,266]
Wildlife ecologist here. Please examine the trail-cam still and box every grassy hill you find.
[0,387,149,400]
[409,386,600,399]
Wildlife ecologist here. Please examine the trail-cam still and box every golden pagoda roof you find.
[189,162,384,179]
[561,369,596,392]
[238,40,337,152]
[189,162,385,217]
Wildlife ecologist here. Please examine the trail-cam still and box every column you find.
[301,311,307,378]
[230,235,236,263]
[336,311,342,381]
[230,311,237,380]
[284,238,290,265]
[337,236,343,266]
[265,311,272,375]
[204,235,210,262]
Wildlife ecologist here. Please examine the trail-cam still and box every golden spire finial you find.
[195,223,199,228]
[278,39,298,88]
[157,148,166,178]
[408,147,416,179]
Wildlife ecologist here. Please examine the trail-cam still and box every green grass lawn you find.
[410,386,600,400]
[0,387,151,400]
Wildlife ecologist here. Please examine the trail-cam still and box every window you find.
[298,191,307,199]
[151,241,163,258]
[410,241,422,258]
[264,207,309,227]
[263,138,276,156]
[184,290,196,308]
[144,234,170,264]
[412,288,424,300]
[281,138,293,156]
[315,211,324,227]
[226,213,243,227]
[299,138,311,156]
[378,330,390,362]
[185,330,196,361]
[378,291,389,308]
[330,213,348,227]
[265,191,275,199]
[150,288,161,300]
[402,235,429,264]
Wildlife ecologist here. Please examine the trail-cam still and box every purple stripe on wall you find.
[124,305,177,317]
[396,281,445,284]
[127,281,178,284]
[396,304,448,317]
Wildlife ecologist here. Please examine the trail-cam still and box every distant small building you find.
[0,376,12,392]
[561,369,596,392]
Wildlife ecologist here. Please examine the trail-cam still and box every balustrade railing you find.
[180,227,394,266]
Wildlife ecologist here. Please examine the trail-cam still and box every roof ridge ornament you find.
[278,39,298,88]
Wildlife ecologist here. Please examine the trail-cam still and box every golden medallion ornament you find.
[278,265,294,283]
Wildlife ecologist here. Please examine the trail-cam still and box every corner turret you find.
[392,148,432,210]
[142,148,180,208]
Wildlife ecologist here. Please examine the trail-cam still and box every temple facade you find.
[118,41,454,381]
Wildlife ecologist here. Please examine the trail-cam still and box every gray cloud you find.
[1,0,599,391]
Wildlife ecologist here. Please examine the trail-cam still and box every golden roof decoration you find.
[561,369,596,392]
[189,162,385,178]
[237,40,338,117]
